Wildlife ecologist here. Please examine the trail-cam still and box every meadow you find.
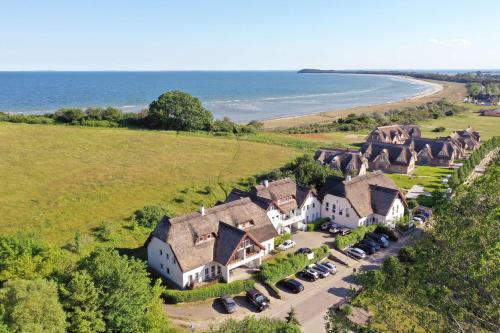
[0,123,297,249]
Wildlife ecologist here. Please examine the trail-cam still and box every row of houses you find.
[146,172,405,289]
[315,125,480,175]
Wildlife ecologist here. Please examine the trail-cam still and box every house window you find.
[211,266,216,277]
[173,257,176,265]
[159,249,163,256]
[312,202,315,208]
[339,208,343,216]
[160,264,163,270]
[195,272,199,281]
[217,265,221,275]
[346,208,350,217]
[325,202,329,211]
[205,268,209,279]
[332,204,336,214]
[167,268,170,274]
[331,214,335,221]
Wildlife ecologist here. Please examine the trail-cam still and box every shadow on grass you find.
[116,246,147,262]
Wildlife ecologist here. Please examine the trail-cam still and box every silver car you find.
[346,247,366,259]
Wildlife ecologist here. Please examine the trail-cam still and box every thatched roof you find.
[248,178,314,214]
[405,137,460,160]
[147,197,278,272]
[366,125,421,143]
[319,171,405,217]
[314,148,368,176]
[361,142,416,166]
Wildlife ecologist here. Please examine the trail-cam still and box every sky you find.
[1,0,499,71]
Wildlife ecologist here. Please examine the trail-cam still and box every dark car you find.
[320,222,333,231]
[298,269,318,282]
[338,227,351,236]
[246,288,270,312]
[414,214,427,221]
[278,278,304,293]
[354,243,375,255]
[295,247,312,255]
[375,229,399,242]
[220,294,237,313]
[367,233,389,248]
[361,237,381,250]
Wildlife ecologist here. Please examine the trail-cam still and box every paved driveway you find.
[165,229,420,332]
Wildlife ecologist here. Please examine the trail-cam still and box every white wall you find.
[266,207,281,231]
[384,198,405,226]
[302,194,321,224]
[147,237,184,288]
[260,238,274,255]
[321,194,362,229]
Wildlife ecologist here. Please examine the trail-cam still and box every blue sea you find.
[0,71,437,123]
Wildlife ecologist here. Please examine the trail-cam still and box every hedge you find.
[274,233,292,248]
[163,279,255,304]
[258,245,330,284]
[307,217,330,231]
[333,225,377,249]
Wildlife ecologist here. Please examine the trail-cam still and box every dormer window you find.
[195,233,215,244]
[237,220,254,230]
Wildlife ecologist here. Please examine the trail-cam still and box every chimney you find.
[346,175,352,182]
[263,179,269,188]
[200,206,205,216]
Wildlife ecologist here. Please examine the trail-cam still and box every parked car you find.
[329,225,341,234]
[220,294,237,314]
[346,247,366,259]
[338,227,351,236]
[295,247,312,255]
[320,222,333,231]
[317,262,336,274]
[278,278,304,293]
[354,243,375,255]
[309,264,329,278]
[361,237,381,250]
[367,233,389,248]
[246,288,270,312]
[321,261,337,272]
[375,229,399,242]
[416,210,431,218]
[278,240,296,251]
[412,216,424,224]
[414,214,427,221]
[313,264,331,276]
[304,268,319,279]
[298,269,318,282]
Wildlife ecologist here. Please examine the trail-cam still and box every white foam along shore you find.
[259,74,444,124]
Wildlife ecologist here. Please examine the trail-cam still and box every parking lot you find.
[164,229,420,332]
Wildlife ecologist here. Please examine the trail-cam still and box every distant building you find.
[365,125,421,145]
[405,138,463,167]
[314,148,368,177]
[443,127,481,151]
[360,142,417,174]
[319,171,406,229]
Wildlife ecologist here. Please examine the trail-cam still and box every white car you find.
[278,240,296,251]
[346,247,366,259]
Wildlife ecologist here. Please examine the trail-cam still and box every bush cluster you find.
[162,279,255,304]
[277,100,464,134]
[307,217,330,231]
[258,245,330,284]
[274,233,292,248]
[333,225,377,249]
[448,136,500,189]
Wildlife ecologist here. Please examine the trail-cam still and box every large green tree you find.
[60,271,105,333]
[0,279,66,333]
[147,90,213,131]
[0,236,57,282]
[78,248,171,333]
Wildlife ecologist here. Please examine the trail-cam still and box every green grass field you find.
[387,165,452,192]
[0,123,297,249]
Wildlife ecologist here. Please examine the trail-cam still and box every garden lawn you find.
[0,123,297,249]
[387,165,452,192]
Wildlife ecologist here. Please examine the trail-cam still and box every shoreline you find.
[260,78,465,129]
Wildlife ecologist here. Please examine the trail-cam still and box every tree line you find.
[0,90,263,134]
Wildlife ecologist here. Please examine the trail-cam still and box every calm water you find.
[0,71,436,122]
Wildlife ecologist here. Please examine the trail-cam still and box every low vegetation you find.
[306,217,330,231]
[274,233,292,248]
[333,225,377,249]
[162,279,255,304]
[351,156,500,332]
[258,245,330,284]
[205,316,301,333]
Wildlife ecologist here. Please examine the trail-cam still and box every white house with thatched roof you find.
[145,198,278,289]
[226,178,321,234]
[319,171,406,229]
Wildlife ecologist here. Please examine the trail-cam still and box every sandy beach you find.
[261,79,466,129]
